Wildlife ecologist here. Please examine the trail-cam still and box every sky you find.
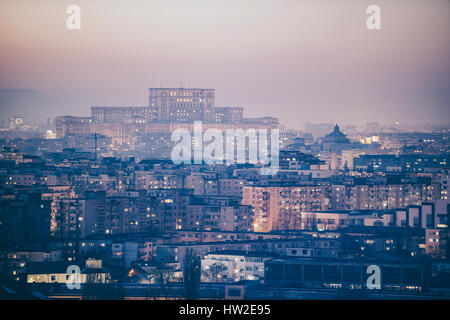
[0,0,449,129]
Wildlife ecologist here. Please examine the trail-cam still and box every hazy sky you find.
[0,0,449,128]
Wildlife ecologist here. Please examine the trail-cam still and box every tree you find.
[202,262,226,298]
[82,272,103,300]
[147,260,176,299]
[202,263,226,283]
[82,270,123,300]
[183,250,201,299]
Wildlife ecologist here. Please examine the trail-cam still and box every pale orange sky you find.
[0,0,449,128]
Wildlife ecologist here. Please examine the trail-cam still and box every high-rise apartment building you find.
[331,183,440,211]
[242,186,330,232]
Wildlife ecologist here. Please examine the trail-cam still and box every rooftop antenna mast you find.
[94,130,97,161]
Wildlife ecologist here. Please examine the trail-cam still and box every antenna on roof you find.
[94,130,97,161]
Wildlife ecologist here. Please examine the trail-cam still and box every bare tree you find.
[202,262,226,283]
[82,270,123,300]
[202,262,225,298]
[183,250,200,299]
[147,260,176,299]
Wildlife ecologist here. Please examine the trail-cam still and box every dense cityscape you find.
[0,87,448,299]
[1,2,449,313]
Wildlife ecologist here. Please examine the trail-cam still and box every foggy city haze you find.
[1,0,450,306]
[0,0,449,129]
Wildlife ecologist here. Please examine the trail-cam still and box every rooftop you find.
[205,250,279,258]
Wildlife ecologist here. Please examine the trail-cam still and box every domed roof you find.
[324,124,350,143]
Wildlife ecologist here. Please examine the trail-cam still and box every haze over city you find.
[1,0,450,306]
[0,0,449,129]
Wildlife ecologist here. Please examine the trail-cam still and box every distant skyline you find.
[0,0,449,129]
